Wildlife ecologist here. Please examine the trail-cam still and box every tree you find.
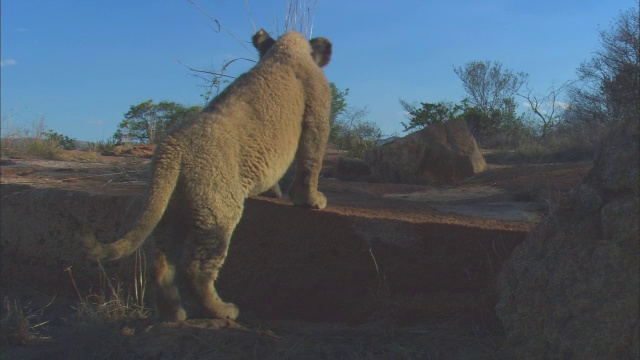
[333,106,381,158]
[329,82,349,142]
[399,100,462,132]
[158,101,202,132]
[566,6,639,126]
[331,107,382,157]
[114,100,202,144]
[454,61,528,138]
[517,81,573,138]
[328,83,381,158]
[454,60,528,113]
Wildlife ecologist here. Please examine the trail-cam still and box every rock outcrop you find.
[496,117,640,359]
[333,156,372,181]
[0,180,528,325]
[366,120,487,184]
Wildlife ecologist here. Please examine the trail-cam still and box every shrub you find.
[44,130,77,150]
[0,117,69,159]
[86,138,119,154]
[0,297,49,346]
[484,133,597,164]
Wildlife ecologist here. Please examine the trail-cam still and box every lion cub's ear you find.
[252,29,276,58]
[309,37,332,68]
[252,28,332,68]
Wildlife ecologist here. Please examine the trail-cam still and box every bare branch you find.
[517,80,573,138]
[223,57,257,69]
[176,59,238,79]
[185,0,220,32]
[185,0,254,55]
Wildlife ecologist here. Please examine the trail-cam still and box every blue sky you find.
[1,0,635,142]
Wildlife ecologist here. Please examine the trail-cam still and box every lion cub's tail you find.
[82,151,180,261]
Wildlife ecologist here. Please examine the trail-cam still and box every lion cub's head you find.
[252,29,332,68]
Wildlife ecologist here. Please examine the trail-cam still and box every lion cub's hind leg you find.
[154,251,187,321]
[261,183,283,199]
[183,201,243,320]
[188,261,239,320]
[152,205,191,321]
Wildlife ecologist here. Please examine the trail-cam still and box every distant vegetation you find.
[113,99,202,145]
[2,6,636,166]
[328,83,382,158]
[0,116,76,160]
[399,6,638,163]
[107,84,380,159]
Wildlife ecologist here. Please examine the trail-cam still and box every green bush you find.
[44,130,77,150]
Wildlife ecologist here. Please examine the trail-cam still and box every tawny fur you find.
[83,30,332,321]
[251,29,333,199]
[253,29,286,199]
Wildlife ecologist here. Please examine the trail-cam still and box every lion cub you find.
[83,30,332,321]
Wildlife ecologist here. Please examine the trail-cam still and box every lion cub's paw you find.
[204,301,239,320]
[291,191,327,210]
[158,307,188,322]
[308,191,327,209]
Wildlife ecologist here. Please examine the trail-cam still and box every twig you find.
[176,59,238,79]
[134,249,147,308]
[245,0,256,33]
[368,248,380,276]
[97,261,119,300]
[64,266,84,303]
[185,0,220,32]
[185,0,253,54]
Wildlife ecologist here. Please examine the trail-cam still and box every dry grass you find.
[0,297,52,346]
[1,115,60,159]
[483,134,596,165]
[85,138,119,154]
[67,151,100,162]
[0,115,125,162]
[1,115,65,159]
[66,250,151,325]
[72,288,150,325]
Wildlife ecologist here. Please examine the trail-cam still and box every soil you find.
[0,148,591,359]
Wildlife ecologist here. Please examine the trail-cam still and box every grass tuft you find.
[1,297,51,346]
[85,138,119,154]
[66,253,151,325]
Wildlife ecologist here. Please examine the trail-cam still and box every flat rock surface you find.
[0,153,589,224]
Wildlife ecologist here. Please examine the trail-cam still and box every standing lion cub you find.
[83,30,332,321]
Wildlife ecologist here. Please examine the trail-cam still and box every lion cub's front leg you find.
[289,121,329,209]
[288,166,327,209]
